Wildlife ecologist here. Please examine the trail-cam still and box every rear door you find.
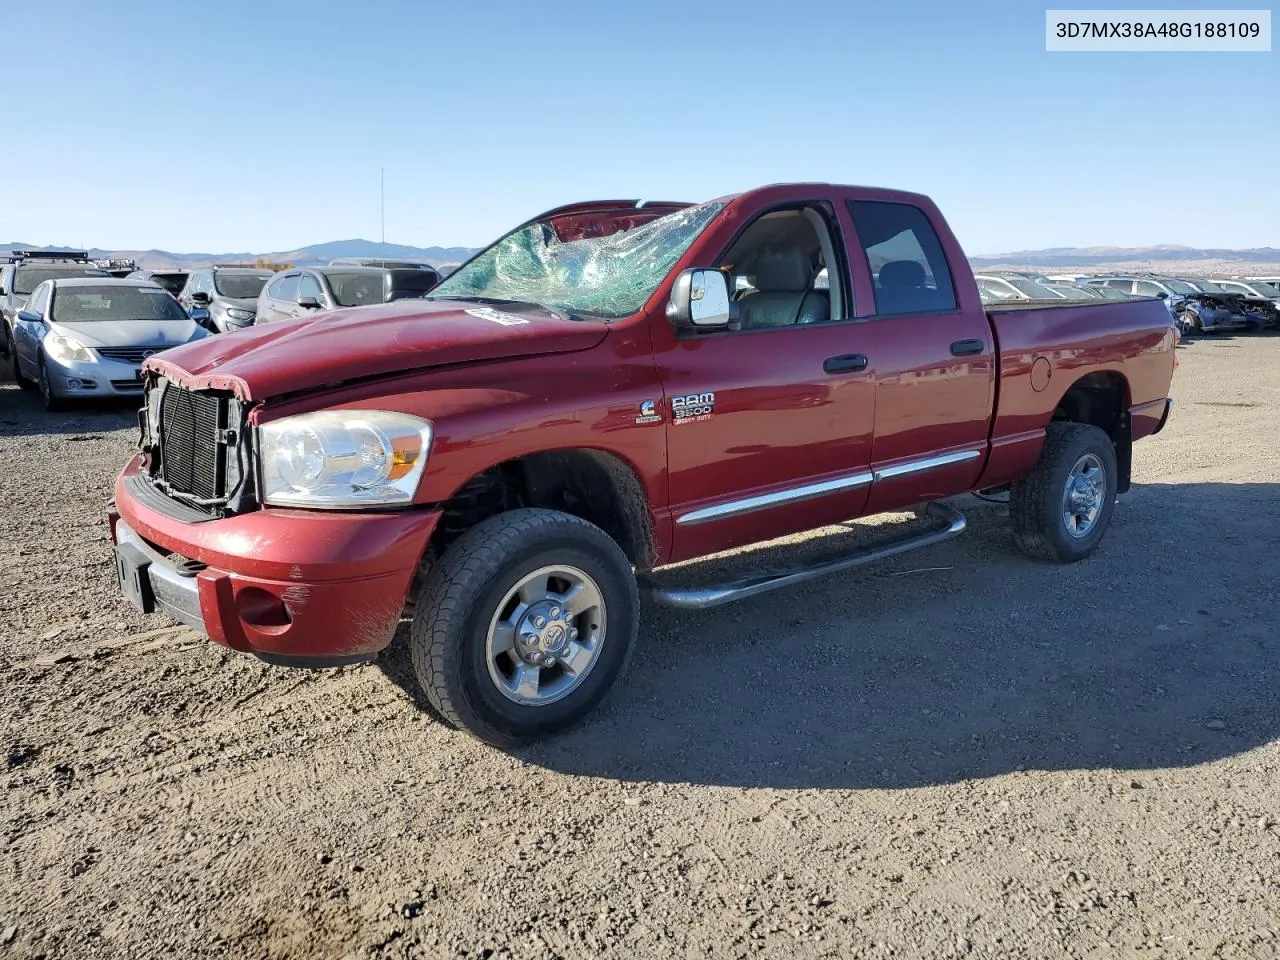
[259,273,300,323]
[839,197,996,514]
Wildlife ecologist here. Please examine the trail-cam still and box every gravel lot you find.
[2,335,1277,960]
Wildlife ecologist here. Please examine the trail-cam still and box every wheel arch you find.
[1048,369,1132,493]
[416,447,657,594]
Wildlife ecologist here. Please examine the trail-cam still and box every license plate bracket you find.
[114,542,156,614]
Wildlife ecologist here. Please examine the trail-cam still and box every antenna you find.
[380,167,386,258]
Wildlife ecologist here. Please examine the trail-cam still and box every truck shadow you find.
[482,481,1279,790]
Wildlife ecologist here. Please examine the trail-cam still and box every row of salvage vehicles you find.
[0,250,443,410]
[974,269,1280,335]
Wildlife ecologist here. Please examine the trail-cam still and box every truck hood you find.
[143,299,609,400]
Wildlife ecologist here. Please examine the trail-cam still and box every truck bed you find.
[985,295,1164,313]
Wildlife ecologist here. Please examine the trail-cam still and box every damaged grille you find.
[160,386,225,500]
[142,379,249,516]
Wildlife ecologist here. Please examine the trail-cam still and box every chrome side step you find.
[641,502,967,611]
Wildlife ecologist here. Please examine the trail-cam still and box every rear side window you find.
[1104,279,1134,291]
[848,200,957,316]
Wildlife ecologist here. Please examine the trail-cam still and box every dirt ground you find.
[1,335,1277,960]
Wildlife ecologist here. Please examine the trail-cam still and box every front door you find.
[653,203,876,561]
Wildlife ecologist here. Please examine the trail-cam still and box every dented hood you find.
[143,299,608,400]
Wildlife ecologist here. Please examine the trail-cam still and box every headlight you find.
[225,308,255,321]
[44,333,94,364]
[258,411,433,508]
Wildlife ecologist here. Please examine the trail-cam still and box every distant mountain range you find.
[970,245,1280,272]
[5,240,1278,276]
[1,239,479,270]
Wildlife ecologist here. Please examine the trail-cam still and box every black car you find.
[1,250,109,362]
[255,265,438,324]
[177,266,274,334]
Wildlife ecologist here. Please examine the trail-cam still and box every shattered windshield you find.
[427,202,724,319]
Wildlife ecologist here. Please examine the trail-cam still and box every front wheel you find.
[38,356,67,411]
[1010,423,1118,563]
[410,508,639,747]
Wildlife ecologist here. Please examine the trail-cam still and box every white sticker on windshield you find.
[466,306,529,326]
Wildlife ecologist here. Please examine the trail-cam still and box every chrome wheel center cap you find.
[517,602,571,661]
[542,624,566,652]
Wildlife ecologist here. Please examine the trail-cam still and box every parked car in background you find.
[255,265,436,323]
[330,257,442,292]
[1081,275,1246,335]
[2,251,109,363]
[974,272,1067,301]
[95,258,138,278]
[1182,278,1277,330]
[10,278,207,410]
[1219,278,1280,303]
[178,266,273,334]
[128,269,189,301]
[110,181,1176,746]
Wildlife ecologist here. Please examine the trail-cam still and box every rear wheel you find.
[410,508,639,747]
[1011,423,1118,563]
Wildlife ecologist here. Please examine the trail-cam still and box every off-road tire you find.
[409,508,639,748]
[1010,423,1118,563]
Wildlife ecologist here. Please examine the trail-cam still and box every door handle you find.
[950,339,985,356]
[824,353,868,374]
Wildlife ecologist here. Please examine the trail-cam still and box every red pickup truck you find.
[108,183,1176,746]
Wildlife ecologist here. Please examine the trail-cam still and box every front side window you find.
[1134,281,1165,297]
[26,284,51,315]
[267,274,299,302]
[297,274,324,303]
[714,206,844,329]
[848,200,957,316]
[428,202,724,319]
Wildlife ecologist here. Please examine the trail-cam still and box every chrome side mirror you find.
[668,268,731,330]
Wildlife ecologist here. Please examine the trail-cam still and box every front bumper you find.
[109,455,442,664]
[45,353,146,398]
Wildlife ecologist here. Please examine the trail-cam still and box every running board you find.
[641,502,967,610]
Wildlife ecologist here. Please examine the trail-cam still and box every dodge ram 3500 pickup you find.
[107,183,1176,746]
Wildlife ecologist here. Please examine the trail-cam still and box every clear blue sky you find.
[7,0,1276,254]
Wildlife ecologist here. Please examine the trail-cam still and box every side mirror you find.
[298,295,322,310]
[667,268,732,330]
[190,307,211,325]
[1156,292,1169,299]
[16,309,41,323]
[190,291,212,306]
